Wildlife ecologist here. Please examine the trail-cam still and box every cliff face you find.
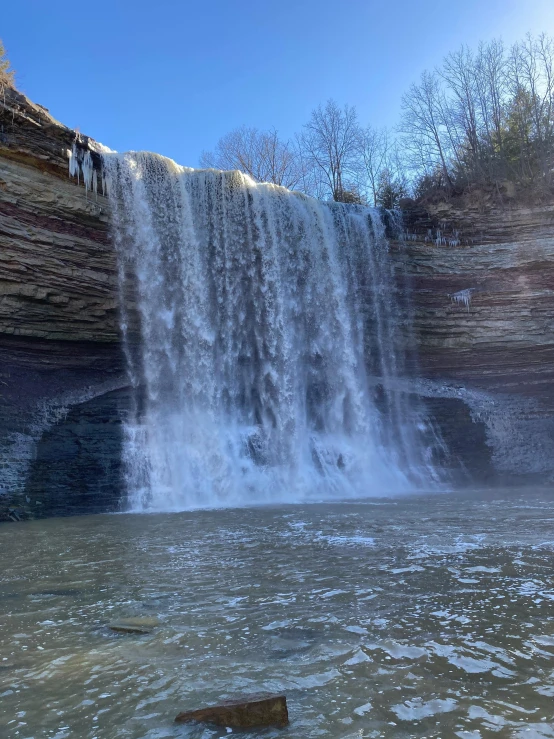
[395,199,554,482]
[0,88,130,520]
[1,88,553,520]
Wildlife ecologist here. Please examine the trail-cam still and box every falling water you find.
[103,152,434,511]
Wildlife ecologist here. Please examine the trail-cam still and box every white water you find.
[103,152,434,511]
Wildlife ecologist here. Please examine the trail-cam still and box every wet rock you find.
[175,694,289,728]
[7,507,22,522]
[108,617,159,634]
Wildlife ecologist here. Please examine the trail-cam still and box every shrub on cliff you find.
[0,39,16,90]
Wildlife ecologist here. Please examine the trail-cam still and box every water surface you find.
[2,489,554,738]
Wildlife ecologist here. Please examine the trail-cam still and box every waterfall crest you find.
[103,152,433,511]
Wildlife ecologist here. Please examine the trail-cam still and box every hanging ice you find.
[450,288,475,312]
[68,139,97,195]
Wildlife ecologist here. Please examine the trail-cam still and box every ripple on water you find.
[2,491,554,737]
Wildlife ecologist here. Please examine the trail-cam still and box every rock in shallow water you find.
[174,694,289,728]
[108,617,159,634]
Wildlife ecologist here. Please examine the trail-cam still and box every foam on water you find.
[102,152,435,511]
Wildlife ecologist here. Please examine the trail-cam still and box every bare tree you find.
[198,33,554,203]
[400,70,454,188]
[511,33,554,185]
[440,45,483,182]
[199,126,303,189]
[475,39,509,180]
[290,132,329,199]
[300,100,361,201]
[358,125,390,205]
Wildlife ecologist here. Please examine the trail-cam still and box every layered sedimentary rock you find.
[395,198,554,481]
[1,86,553,519]
[0,88,129,520]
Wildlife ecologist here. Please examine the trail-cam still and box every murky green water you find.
[2,490,554,738]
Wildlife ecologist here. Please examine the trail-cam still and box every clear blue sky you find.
[3,0,554,167]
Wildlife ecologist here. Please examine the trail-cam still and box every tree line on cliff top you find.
[2,33,553,205]
[201,33,554,206]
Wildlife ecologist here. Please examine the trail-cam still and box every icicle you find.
[447,229,461,247]
[68,137,102,198]
[81,150,93,194]
[450,288,475,312]
[68,142,79,178]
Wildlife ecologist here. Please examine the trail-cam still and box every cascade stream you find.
[103,152,434,510]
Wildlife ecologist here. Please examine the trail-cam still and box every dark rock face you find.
[175,694,289,728]
[422,396,495,483]
[0,334,129,520]
[24,387,131,518]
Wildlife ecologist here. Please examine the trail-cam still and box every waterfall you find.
[103,151,434,511]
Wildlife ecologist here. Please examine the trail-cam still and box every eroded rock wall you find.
[0,88,130,520]
[396,199,554,482]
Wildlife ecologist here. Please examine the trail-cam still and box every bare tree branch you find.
[200,126,303,189]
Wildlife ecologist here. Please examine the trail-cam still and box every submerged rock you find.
[174,694,289,728]
[108,617,159,634]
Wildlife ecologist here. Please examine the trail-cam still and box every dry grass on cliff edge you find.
[0,39,16,92]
